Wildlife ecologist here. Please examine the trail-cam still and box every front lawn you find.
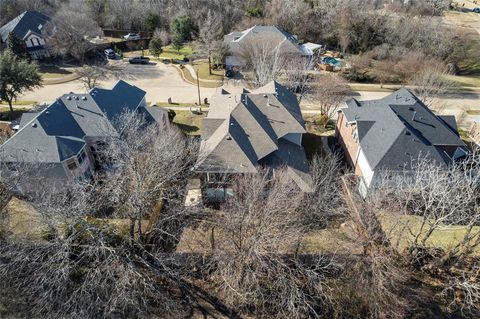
[39,65,73,79]
[160,45,194,60]
[172,110,206,135]
[191,60,224,81]
[122,45,194,61]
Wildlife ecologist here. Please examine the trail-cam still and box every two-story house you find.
[336,88,469,196]
[194,81,313,202]
[0,11,51,59]
[0,81,169,193]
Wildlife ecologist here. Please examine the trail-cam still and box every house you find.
[0,11,51,59]
[0,80,169,193]
[224,25,321,67]
[194,81,313,202]
[469,115,480,146]
[336,88,469,196]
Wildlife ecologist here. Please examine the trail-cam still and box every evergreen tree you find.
[6,32,28,59]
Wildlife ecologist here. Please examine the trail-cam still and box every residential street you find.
[20,62,221,104]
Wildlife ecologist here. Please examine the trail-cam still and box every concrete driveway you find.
[21,61,222,104]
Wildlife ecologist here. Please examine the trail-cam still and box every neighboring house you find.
[469,116,480,146]
[0,80,169,193]
[224,25,321,67]
[194,81,313,202]
[336,88,469,196]
[0,11,51,59]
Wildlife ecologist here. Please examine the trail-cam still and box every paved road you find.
[21,61,221,104]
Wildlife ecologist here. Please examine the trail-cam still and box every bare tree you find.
[197,169,337,318]
[44,3,103,62]
[367,152,480,313]
[306,74,353,128]
[237,37,288,87]
[0,180,193,318]
[96,112,197,242]
[195,10,224,74]
[76,63,126,90]
[409,63,453,112]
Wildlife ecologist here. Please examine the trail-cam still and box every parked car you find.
[473,7,480,13]
[104,49,116,59]
[128,56,150,64]
[124,33,141,40]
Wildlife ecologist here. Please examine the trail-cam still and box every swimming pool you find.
[321,57,342,67]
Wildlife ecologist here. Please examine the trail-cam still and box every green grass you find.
[378,212,480,255]
[155,102,196,108]
[191,60,224,81]
[0,106,31,121]
[175,65,223,88]
[172,110,206,135]
[0,100,37,106]
[445,74,480,88]
[39,65,73,79]
[160,45,193,60]
[123,45,194,61]
[466,110,480,115]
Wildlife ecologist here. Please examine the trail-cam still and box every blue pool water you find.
[321,57,342,66]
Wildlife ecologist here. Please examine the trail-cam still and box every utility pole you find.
[197,69,201,106]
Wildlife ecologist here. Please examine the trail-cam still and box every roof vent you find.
[31,123,37,128]
[74,96,79,100]
[409,107,415,111]
[226,135,232,140]
[45,111,50,115]
[82,96,87,101]
[263,94,268,98]
[66,96,72,100]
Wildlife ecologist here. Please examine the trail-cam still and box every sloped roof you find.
[224,25,303,56]
[195,81,312,192]
[340,88,467,171]
[0,81,148,164]
[0,11,50,42]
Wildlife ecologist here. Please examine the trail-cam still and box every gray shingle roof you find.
[0,81,148,164]
[340,88,468,171]
[0,11,50,42]
[224,25,303,56]
[195,81,312,192]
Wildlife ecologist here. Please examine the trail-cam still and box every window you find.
[78,149,87,164]
[66,159,77,170]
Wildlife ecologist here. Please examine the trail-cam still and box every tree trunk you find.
[208,56,212,75]
[7,99,14,121]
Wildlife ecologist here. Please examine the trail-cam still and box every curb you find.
[170,64,223,88]
[42,73,81,85]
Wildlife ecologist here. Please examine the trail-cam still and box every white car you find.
[123,33,141,40]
